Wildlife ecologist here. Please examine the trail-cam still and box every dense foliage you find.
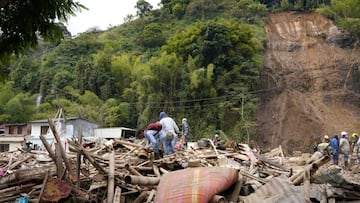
[1,0,360,142]
[0,0,84,78]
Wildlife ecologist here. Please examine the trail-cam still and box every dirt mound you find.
[255,11,360,154]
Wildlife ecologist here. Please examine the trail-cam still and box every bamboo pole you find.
[107,150,115,203]
[125,164,143,176]
[153,164,161,177]
[124,175,160,186]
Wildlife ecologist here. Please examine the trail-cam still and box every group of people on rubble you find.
[135,111,190,159]
[315,131,360,169]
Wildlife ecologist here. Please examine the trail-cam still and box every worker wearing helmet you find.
[181,118,190,148]
[352,133,360,164]
[317,135,330,155]
[339,131,350,169]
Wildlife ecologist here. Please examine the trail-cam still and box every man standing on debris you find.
[181,118,190,148]
[136,122,165,159]
[330,134,339,165]
[352,133,360,164]
[159,111,180,155]
[340,131,350,169]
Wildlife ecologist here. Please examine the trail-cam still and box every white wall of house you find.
[0,136,24,151]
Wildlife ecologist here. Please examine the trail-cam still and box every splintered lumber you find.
[290,155,330,185]
[48,119,72,174]
[206,138,219,156]
[124,175,160,186]
[76,129,82,188]
[0,166,56,189]
[239,171,268,184]
[115,140,144,149]
[159,167,169,174]
[113,187,121,203]
[39,135,56,162]
[146,189,156,203]
[133,191,149,203]
[37,171,49,203]
[55,143,65,179]
[303,167,311,203]
[107,151,115,203]
[153,164,161,177]
[71,140,106,174]
[125,164,143,176]
[6,155,33,171]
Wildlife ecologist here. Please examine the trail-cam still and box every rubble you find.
[0,121,360,202]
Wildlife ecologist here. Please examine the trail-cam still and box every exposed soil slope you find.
[256,12,360,153]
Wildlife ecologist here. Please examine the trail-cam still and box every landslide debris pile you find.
[0,120,360,202]
[256,12,360,153]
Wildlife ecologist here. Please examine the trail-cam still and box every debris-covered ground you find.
[1,123,360,203]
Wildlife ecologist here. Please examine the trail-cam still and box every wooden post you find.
[48,119,72,174]
[37,170,49,203]
[113,186,122,203]
[77,127,82,188]
[39,135,56,162]
[303,167,311,203]
[107,150,115,203]
[230,174,243,203]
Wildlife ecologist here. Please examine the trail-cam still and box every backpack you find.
[146,122,162,131]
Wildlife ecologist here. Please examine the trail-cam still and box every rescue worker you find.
[330,135,339,165]
[351,133,360,165]
[136,122,165,159]
[159,112,180,155]
[339,131,350,169]
[317,135,330,155]
[181,118,190,148]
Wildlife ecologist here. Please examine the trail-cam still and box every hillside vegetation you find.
[1,0,360,147]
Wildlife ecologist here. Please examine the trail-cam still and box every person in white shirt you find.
[159,111,180,155]
[339,131,350,169]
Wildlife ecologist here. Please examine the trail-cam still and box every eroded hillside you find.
[256,12,360,153]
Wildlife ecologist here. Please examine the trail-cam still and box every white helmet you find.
[182,118,187,122]
[341,131,347,136]
[324,135,329,140]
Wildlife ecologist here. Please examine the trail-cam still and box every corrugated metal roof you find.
[242,175,316,203]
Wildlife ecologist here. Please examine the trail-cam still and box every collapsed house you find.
[0,119,360,203]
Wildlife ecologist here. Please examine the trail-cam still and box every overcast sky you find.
[66,0,161,35]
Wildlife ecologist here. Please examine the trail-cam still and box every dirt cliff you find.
[255,12,360,154]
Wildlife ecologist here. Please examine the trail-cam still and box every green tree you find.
[4,93,35,123]
[137,23,166,48]
[135,0,153,18]
[0,0,85,77]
